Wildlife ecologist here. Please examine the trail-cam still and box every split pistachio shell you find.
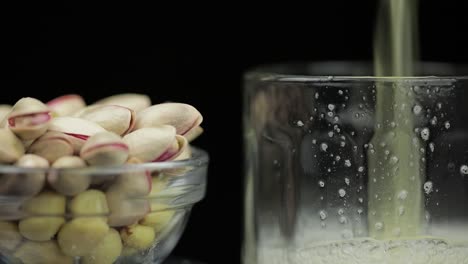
[120,224,155,252]
[0,105,12,121]
[134,103,203,138]
[0,154,48,196]
[123,126,185,162]
[49,156,90,196]
[93,93,151,112]
[0,128,25,164]
[19,217,65,241]
[48,117,106,152]
[57,217,109,257]
[80,131,129,166]
[69,189,109,216]
[74,105,135,136]
[14,241,73,264]
[46,94,86,116]
[6,97,51,141]
[28,131,74,163]
[0,221,22,252]
[82,228,122,264]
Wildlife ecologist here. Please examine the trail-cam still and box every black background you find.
[3,1,468,263]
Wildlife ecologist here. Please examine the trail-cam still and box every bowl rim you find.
[0,146,209,175]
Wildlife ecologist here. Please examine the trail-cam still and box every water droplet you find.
[390,122,396,128]
[420,127,430,141]
[334,116,340,122]
[338,89,343,95]
[375,222,384,231]
[328,131,334,137]
[327,111,334,117]
[318,180,325,188]
[341,229,353,239]
[335,155,341,161]
[460,165,468,175]
[338,189,346,197]
[320,143,328,152]
[338,208,344,215]
[389,156,399,165]
[320,113,325,118]
[429,142,435,152]
[430,116,438,126]
[424,181,433,194]
[444,121,451,129]
[384,150,390,155]
[398,206,405,216]
[315,92,319,99]
[358,166,364,173]
[340,141,346,147]
[413,104,422,115]
[344,160,351,167]
[328,104,335,111]
[357,208,363,215]
[339,216,347,224]
[312,139,317,144]
[319,210,328,220]
[345,178,350,185]
[398,190,408,200]
[358,197,364,203]
[296,120,304,127]
[273,160,278,165]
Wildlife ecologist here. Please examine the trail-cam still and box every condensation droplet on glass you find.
[335,155,341,161]
[460,165,468,175]
[315,92,319,99]
[420,127,430,141]
[340,141,346,147]
[412,104,422,115]
[312,139,317,144]
[390,156,399,165]
[398,206,405,216]
[327,168,331,172]
[357,208,363,215]
[358,197,364,203]
[437,102,442,109]
[390,122,396,128]
[338,188,346,197]
[359,103,364,109]
[384,150,390,155]
[320,113,325,119]
[444,121,451,130]
[420,147,425,154]
[345,96,349,100]
[353,146,358,152]
[358,166,364,172]
[426,212,431,222]
[350,131,355,136]
[398,190,408,200]
[320,196,324,200]
[339,216,347,224]
[327,111,334,117]
[345,177,350,185]
[338,208,344,215]
[430,116,437,126]
[328,104,335,111]
[318,180,325,188]
[393,228,401,237]
[320,143,328,152]
[296,120,304,127]
[375,222,384,231]
[338,89,343,95]
[424,181,433,194]
[429,142,435,153]
[344,160,351,167]
[334,116,340,122]
[319,210,327,220]
[273,160,278,165]
[328,131,334,138]
[321,222,326,228]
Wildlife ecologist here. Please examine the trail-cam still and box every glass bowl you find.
[0,147,208,264]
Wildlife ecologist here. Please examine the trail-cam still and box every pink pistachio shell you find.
[74,105,135,136]
[46,94,86,116]
[49,156,90,196]
[7,98,51,141]
[28,131,74,163]
[80,132,129,166]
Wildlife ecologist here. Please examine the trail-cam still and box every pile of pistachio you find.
[0,94,203,264]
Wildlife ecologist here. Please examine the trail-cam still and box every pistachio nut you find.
[0,221,22,252]
[49,156,90,196]
[74,105,135,136]
[14,241,73,264]
[57,217,109,257]
[134,103,203,139]
[106,190,150,227]
[93,93,151,112]
[0,128,25,164]
[120,224,155,254]
[6,97,51,141]
[80,131,129,166]
[0,104,12,121]
[18,191,66,241]
[123,126,186,162]
[48,117,106,152]
[0,154,48,196]
[46,94,86,117]
[28,131,74,163]
[68,189,109,216]
[82,228,122,264]
[106,157,151,197]
[139,204,175,235]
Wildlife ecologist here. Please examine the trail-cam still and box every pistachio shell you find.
[80,131,129,166]
[14,241,73,264]
[49,156,90,196]
[107,157,151,197]
[28,131,74,163]
[0,128,25,164]
[7,97,51,140]
[48,117,106,152]
[0,154,48,196]
[106,191,150,227]
[46,94,86,116]
[93,93,151,112]
[157,135,187,162]
[123,126,185,162]
[134,103,203,137]
[184,125,204,142]
[74,105,135,136]
[0,221,22,252]
[0,105,12,121]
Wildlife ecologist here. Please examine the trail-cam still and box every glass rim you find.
[244,61,468,82]
[0,146,209,175]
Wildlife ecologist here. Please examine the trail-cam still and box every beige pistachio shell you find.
[184,125,203,142]
[48,117,106,152]
[0,128,25,164]
[0,105,12,122]
[106,157,151,197]
[80,131,129,166]
[49,156,90,196]
[123,126,185,162]
[0,154,48,196]
[134,103,203,137]
[14,240,73,264]
[28,131,74,163]
[74,105,135,136]
[6,97,51,141]
[106,190,150,227]
[93,93,151,112]
[46,94,86,116]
